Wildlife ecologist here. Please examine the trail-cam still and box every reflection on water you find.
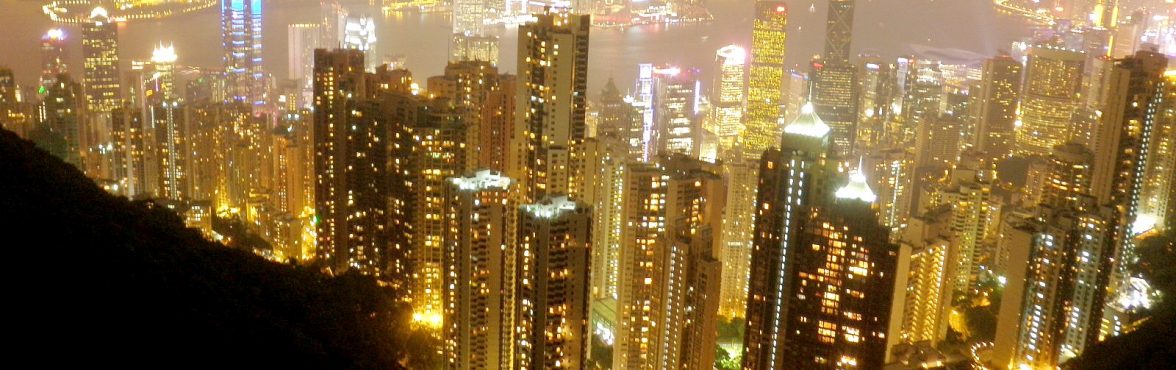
[0,0,1031,94]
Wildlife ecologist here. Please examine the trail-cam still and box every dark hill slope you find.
[0,128,414,368]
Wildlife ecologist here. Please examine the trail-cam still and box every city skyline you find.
[1,1,1176,369]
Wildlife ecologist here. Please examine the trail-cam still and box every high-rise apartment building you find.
[312,49,387,277]
[1139,71,1176,232]
[515,196,592,370]
[613,156,724,370]
[895,205,956,346]
[510,8,590,202]
[427,61,516,172]
[443,170,516,369]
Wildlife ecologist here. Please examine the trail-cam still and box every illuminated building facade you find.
[856,60,896,151]
[711,45,746,153]
[1139,72,1176,232]
[515,196,592,370]
[742,102,834,369]
[653,66,702,158]
[932,154,999,292]
[718,154,759,319]
[443,170,515,369]
[343,16,378,71]
[974,54,1022,160]
[40,28,68,92]
[900,60,943,146]
[38,74,85,167]
[388,94,468,327]
[614,156,724,370]
[288,23,322,109]
[895,206,956,345]
[597,78,644,160]
[451,0,499,64]
[312,49,387,277]
[510,8,590,202]
[1016,46,1084,157]
[584,134,628,301]
[743,1,787,157]
[810,0,858,157]
[82,7,121,113]
[743,113,898,370]
[426,61,515,172]
[222,0,265,107]
[866,146,913,230]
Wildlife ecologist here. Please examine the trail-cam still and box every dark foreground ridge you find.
[0,128,419,368]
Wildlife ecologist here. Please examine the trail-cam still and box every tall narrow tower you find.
[222,0,265,107]
[743,1,788,158]
[82,7,121,113]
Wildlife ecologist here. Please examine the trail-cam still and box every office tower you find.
[743,117,898,370]
[343,16,379,72]
[824,0,855,65]
[913,116,962,170]
[974,55,1023,159]
[443,170,515,369]
[584,135,629,300]
[312,49,387,277]
[597,78,644,160]
[426,61,516,172]
[633,64,658,161]
[613,156,724,370]
[857,60,897,150]
[1139,72,1175,232]
[510,8,590,202]
[40,28,68,91]
[150,44,187,201]
[743,102,834,369]
[451,0,499,64]
[222,0,265,107]
[811,0,859,157]
[866,146,914,230]
[782,70,809,126]
[743,1,787,157]
[82,7,121,113]
[895,206,956,346]
[711,45,746,153]
[1016,46,1084,157]
[654,66,702,158]
[900,60,943,146]
[515,196,592,369]
[38,74,84,166]
[288,23,322,109]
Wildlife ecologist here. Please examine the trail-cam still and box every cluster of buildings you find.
[2,1,1175,370]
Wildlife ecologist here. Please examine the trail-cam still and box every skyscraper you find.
[515,196,592,370]
[38,74,84,166]
[811,0,859,157]
[743,1,787,157]
[426,61,516,172]
[312,49,387,277]
[150,44,187,201]
[40,28,68,92]
[711,45,746,153]
[1016,46,1084,157]
[288,23,322,108]
[613,156,724,370]
[974,54,1023,159]
[1139,71,1176,232]
[82,7,121,113]
[895,205,956,346]
[222,0,265,107]
[742,120,898,369]
[451,0,499,64]
[653,66,702,158]
[510,8,590,202]
[824,0,856,65]
[443,170,515,369]
[343,16,379,71]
